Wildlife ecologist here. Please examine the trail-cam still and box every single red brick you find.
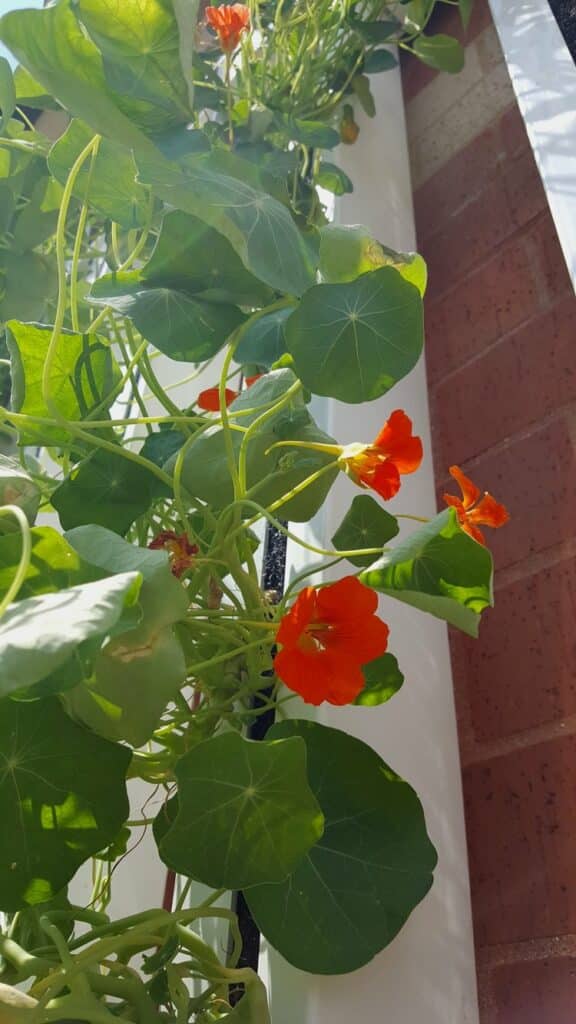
[451,558,576,742]
[492,958,576,1023]
[525,212,573,305]
[464,736,576,945]
[430,293,576,466]
[436,415,576,571]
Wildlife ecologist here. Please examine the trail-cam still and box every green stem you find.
[0,505,31,618]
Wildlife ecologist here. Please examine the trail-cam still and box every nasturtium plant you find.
[0,0,504,1020]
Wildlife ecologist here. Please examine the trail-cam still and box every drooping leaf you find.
[90,275,245,363]
[52,448,164,534]
[171,0,200,108]
[0,1,155,151]
[0,252,57,324]
[245,720,437,974]
[401,0,435,31]
[459,0,474,29]
[349,17,399,43]
[285,267,424,403]
[272,114,340,150]
[354,652,404,706]
[0,454,40,529]
[331,494,399,567]
[234,308,292,367]
[0,56,16,133]
[224,973,271,1023]
[75,0,190,123]
[6,321,120,446]
[412,34,465,73]
[0,698,130,911]
[63,526,188,746]
[351,74,376,117]
[139,210,273,307]
[158,731,324,889]
[315,162,353,196]
[49,120,149,229]
[360,508,494,637]
[363,48,398,73]
[173,369,339,522]
[135,148,317,296]
[379,244,428,296]
[0,572,141,699]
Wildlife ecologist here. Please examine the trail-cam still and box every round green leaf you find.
[360,508,494,637]
[90,277,245,363]
[331,494,399,567]
[285,267,424,403]
[52,448,164,535]
[354,652,404,706]
[272,114,340,150]
[315,162,353,197]
[0,698,130,911]
[349,17,399,43]
[363,49,398,73]
[412,34,465,73]
[234,308,292,368]
[159,731,324,890]
[246,720,437,974]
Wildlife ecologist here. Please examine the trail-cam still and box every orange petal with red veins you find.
[370,460,401,500]
[276,586,316,648]
[273,647,365,705]
[462,521,486,545]
[448,465,480,510]
[468,492,510,529]
[373,410,423,474]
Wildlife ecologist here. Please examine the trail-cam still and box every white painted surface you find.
[488,0,576,290]
[263,66,480,1024]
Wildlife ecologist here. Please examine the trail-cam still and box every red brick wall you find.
[402,3,576,1020]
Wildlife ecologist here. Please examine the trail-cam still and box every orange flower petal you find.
[448,465,480,510]
[370,460,401,500]
[276,586,316,648]
[315,575,378,620]
[467,492,510,529]
[273,647,365,705]
[197,386,238,411]
[462,521,486,545]
[374,410,423,474]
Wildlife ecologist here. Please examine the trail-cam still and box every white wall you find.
[263,66,480,1024]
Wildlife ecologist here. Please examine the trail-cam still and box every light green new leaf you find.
[0,56,15,133]
[459,0,474,29]
[140,210,273,307]
[285,267,423,403]
[354,652,404,706]
[319,224,427,294]
[63,526,188,747]
[224,973,271,1023]
[0,1,155,151]
[75,0,190,123]
[174,369,339,522]
[49,120,149,229]
[0,527,90,604]
[246,721,437,974]
[0,572,141,699]
[331,494,399,567]
[0,454,40,529]
[361,508,494,637]
[412,34,465,73]
[90,275,245,363]
[159,731,324,889]
[52,448,163,535]
[135,148,317,296]
[7,321,120,447]
[0,698,130,911]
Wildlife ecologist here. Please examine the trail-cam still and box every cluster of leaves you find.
[0,0,482,1022]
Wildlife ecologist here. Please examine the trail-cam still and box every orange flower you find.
[340,104,359,145]
[149,531,199,577]
[341,410,423,500]
[273,576,389,706]
[443,465,509,545]
[205,3,250,53]
[197,386,238,411]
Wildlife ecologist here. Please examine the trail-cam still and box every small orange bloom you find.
[149,531,199,577]
[443,465,509,545]
[341,410,423,501]
[205,3,250,53]
[197,386,238,411]
[274,576,389,706]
